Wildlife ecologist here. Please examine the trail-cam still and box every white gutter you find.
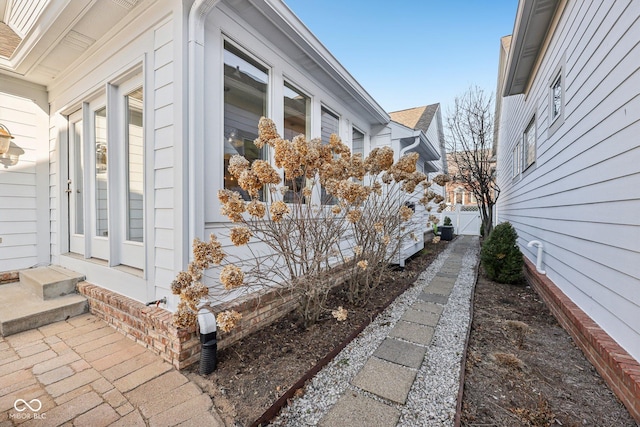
[399,135,421,158]
[187,0,221,250]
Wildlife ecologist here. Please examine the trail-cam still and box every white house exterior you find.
[495,0,640,419]
[0,0,444,319]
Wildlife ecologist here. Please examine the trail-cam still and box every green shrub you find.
[480,222,524,284]
[443,216,452,226]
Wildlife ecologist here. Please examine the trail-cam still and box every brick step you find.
[20,265,85,300]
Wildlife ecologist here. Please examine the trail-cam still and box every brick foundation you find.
[77,282,200,370]
[0,270,19,284]
[77,281,301,371]
[213,286,298,350]
[524,258,640,423]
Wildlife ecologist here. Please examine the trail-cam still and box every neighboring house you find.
[444,152,478,206]
[386,104,448,260]
[388,104,448,194]
[0,1,444,365]
[495,0,640,420]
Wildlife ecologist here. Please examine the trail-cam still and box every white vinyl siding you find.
[0,89,49,271]
[497,0,640,360]
[152,18,176,298]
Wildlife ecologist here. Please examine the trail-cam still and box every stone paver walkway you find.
[318,236,477,426]
[0,314,223,426]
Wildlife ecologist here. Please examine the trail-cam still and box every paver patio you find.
[0,314,223,426]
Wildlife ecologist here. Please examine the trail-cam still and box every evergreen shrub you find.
[480,222,524,284]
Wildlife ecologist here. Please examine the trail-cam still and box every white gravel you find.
[271,237,479,427]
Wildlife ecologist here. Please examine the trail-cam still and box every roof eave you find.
[503,0,559,96]
[254,0,389,125]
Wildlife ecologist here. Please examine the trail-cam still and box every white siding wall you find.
[0,81,49,271]
[152,18,179,299]
[46,0,185,304]
[497,0,640,359]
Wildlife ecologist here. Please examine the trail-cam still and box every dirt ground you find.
[460,272,636,427]
[187,240,447,426]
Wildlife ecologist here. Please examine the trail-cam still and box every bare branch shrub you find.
[173,117,442,329]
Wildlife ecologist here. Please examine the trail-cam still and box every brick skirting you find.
[212,286,298,350]
[524,258,640,423]
[0,270,19,284]
[77,282,200,370]
[77,281,300,371]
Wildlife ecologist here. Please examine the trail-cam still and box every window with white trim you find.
[223,41,269,200]
[523,117,536,170]
[551,73,562,121]
[351,127,364,156]
[512,141,521,178]
[283,82,310,203]
[320,106,339,205]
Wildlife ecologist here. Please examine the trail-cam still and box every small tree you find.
[480,222,524,284]
[446,86,500,236]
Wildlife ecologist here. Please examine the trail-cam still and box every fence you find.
[441,204,481,236]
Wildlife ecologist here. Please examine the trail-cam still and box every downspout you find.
[188,1,221,370]
[396,135,421,266]
[187,0,221,247]
[399,135,421,158]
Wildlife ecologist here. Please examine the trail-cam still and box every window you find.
[223,42,269,200]
[283,82,310,203]
[512,141,521,179]
[551,73,562,121]
[321,107,339,143]
[352,127,364,156]
[548,56,566,137]
[320,107,339,205]
[125,87,144,243]
[523,117,536,170]
[94,106,108,237]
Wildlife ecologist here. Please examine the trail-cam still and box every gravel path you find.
[272,236,480,426]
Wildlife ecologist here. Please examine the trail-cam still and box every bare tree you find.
[446,86,499,236]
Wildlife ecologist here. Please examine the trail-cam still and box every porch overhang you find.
[503,0,560,96]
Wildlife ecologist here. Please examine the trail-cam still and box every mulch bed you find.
[187,239,447,426]
[187,238,637,427]
[460,271,636,426]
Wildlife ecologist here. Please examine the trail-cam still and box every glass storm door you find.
[68,111,85,255]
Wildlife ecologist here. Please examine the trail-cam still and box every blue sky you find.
[285,0,519,115]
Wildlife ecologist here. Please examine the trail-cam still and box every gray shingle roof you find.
[389,103,439,132]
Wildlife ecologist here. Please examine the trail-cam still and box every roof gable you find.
[389,103,439,133]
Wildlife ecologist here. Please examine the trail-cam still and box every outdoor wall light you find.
[0,124,14,155]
